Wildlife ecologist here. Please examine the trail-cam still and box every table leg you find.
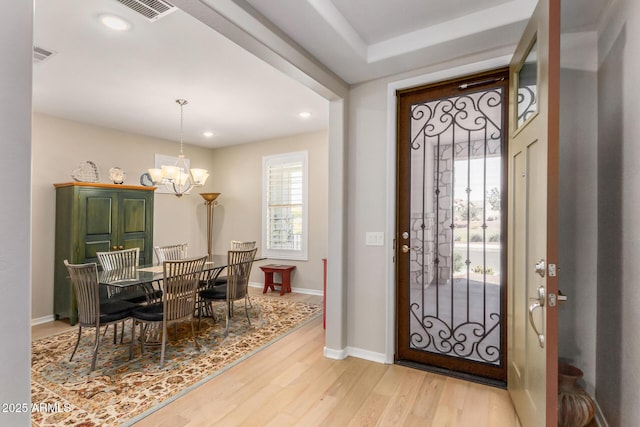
[263,271,275,293]
[280,270,291,295]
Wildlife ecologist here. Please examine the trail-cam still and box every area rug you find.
[31,296,322,427]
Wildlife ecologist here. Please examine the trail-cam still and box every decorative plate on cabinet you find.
[109,167,126,184]
[140,172,153,186]
[71,161,100,183]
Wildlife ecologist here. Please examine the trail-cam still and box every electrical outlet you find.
[365,232,384,246]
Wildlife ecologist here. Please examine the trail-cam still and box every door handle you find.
[528,285,545,348]
[558,290,567,304]
[535,259,545,277]
[401,245,422,253]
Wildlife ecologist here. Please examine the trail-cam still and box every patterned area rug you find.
[31,296,321,426]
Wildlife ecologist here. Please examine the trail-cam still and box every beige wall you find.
[558,66,598,394]
[209,131,328,292]
[596,0,640,423]
[31,113,327,321]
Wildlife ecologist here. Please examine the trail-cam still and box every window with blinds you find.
[262,151,308,260]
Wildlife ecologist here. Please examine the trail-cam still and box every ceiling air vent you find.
[33,45,56,64]
[115,0,177,22]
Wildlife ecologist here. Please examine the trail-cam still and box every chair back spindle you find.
[162,256,207,324]
[96,247,139,271]
[154,243,188,264]
[230,240,256,250]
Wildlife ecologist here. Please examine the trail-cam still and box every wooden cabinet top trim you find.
[53,182,156,191]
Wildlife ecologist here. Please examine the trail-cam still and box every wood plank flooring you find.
[31,288,521,426]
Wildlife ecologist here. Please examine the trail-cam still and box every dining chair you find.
[198,248,257,336]
[130,255,207,368]
[64,260,138,372]
[154,243,188,263]
[96,247,155,343]
[198,240,257,316]
[97,247,160,303]
[210,240,256,286]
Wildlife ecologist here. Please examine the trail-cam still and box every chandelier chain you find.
[177,99,187,156]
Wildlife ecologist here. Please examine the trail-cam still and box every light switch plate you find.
[366,232,384,246]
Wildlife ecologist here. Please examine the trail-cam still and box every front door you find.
[396,69,509,383]
[507,0,560,425]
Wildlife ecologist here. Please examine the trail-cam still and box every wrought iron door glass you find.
[409,88,504,365]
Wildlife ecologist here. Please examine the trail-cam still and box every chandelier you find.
[148,99,209,197]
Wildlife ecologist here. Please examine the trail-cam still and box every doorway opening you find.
[396,69,509,384]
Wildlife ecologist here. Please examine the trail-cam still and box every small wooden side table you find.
[260,264,296,296]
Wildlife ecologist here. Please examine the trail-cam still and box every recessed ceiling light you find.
[298,111,312,119]
[100,14,131,31]
[202,131,214,138]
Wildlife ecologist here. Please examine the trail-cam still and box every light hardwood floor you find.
[32,288,521,426]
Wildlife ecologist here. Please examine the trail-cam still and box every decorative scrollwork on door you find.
[408,87,504,366]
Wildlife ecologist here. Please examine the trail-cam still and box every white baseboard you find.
[324,346,348,360]
[323,345,389,364]
[347,346,389,364]
[31,315,55,326]
[248,281,323,296]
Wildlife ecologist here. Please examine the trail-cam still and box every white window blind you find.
[262,151,308,260]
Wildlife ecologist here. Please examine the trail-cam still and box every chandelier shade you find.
[149,99,209,197]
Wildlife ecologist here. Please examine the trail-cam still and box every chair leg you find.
[70,325,83,361]
[139,322,145,355]
[120,321,125,344]
[129,319,136,360]
[90,326,100,372]
[160,325,167,368]
[225,305,230,337]
[245,295,252,326]
[190,320,200,350]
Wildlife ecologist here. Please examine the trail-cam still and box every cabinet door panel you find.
[85,240,112,260]
[118,192,154,265]
[123,237,146,251]
[85,196,113,235]
[121,197,147,233]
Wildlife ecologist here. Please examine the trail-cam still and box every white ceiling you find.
[33,0,329,148]
[33,0,610,149]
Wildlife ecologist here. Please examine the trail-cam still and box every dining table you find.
[98,254,229,300]
[98,254,265,301]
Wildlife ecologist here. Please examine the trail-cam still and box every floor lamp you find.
[200,193,220,256]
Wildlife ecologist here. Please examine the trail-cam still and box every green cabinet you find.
[53,182,155,324]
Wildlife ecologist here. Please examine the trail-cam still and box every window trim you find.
[262,150,309,261]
